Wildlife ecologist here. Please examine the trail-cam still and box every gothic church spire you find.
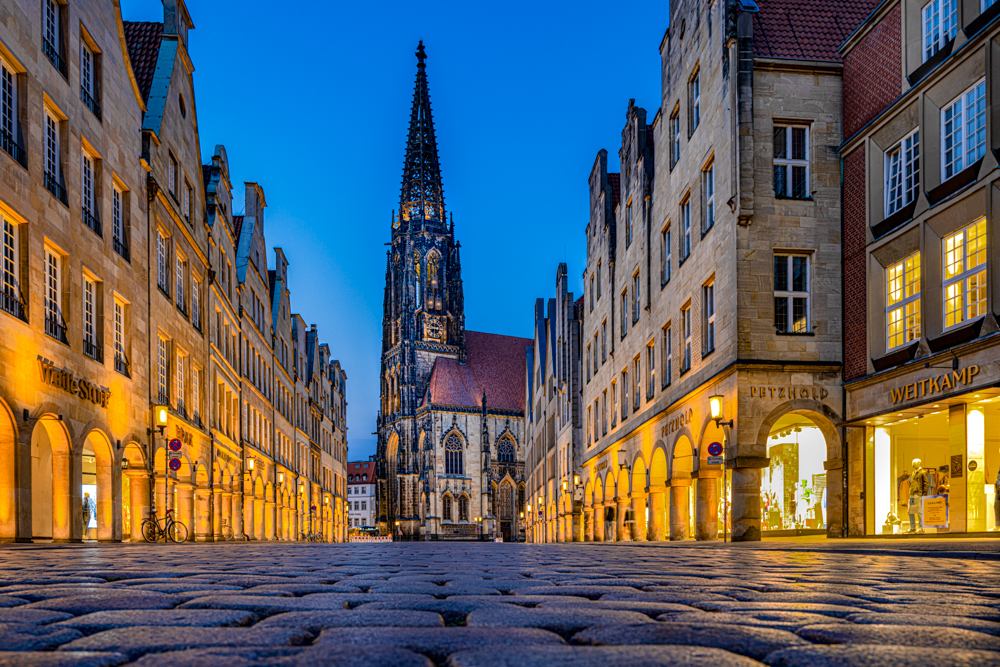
[399,41,445,228]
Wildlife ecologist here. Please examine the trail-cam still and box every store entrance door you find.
[761,414,829,536]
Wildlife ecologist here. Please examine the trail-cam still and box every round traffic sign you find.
[168,458,181,471]
[707,442,723,457]
[168,438,182,451]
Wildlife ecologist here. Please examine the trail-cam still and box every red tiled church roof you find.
[608,172,621,210]
[753,0,881,62]
[122,21,163,103]
[424,330,532,412]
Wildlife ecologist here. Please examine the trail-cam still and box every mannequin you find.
[908,458,929,533]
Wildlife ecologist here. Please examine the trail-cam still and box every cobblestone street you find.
[0,542,997,665]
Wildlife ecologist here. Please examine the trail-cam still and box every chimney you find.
[162,0,194,50]
[244,182,266,223]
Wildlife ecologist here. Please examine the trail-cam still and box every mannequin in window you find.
[907,458,929,534]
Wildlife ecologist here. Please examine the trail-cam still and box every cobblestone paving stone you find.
[0,542,996,665]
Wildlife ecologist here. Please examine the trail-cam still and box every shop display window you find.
[865,396,999,535]
[761,415,828,532]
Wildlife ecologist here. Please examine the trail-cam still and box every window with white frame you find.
[670,109,680,168]
[703,162,715,232]
[621,368,629,417]
[662,322,672,388]
[192,366,200,421]
[886,252,921,351]
[176,254,186,312]
[601,320,607,362]
[632,356,640,411]
[112,184,125,253]
[168,153,177,196]
[192,276,200,328]
[681,197,691,260]
[1,55,17,151]
[682,304,692,373]
[81,148,98,230]
[774,254,811,333]
[704,279,716,354]
[922,0,957,61]
[646,341,655,398]
[886,130,920,216]
[942,79,986,181]
[632,271,640,324]
[593,332,598,372]
[83,275,97,357]
[156,230,168,293]
[661,222,671,285]
[611,379,618,427]
[597,260,602,299]
[690,71,701,132]
[157,337,169,402]
[2,214,21,315]
[183,182,192,222]
[620,289,627,335]
[80,39,98,116]
[44,1,59,56]
[176,350,186,412]
[44,109,59,181]
[114,298,127,373]
[626,202,633,246]
[943,218,987,329]
[44,246,62,338]
[774,124,809,198]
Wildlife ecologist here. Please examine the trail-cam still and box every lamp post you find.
[153,405,168,534]
[709,394,734,543]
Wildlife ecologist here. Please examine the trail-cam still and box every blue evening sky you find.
[121,1,668,460]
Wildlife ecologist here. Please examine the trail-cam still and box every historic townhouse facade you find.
[0,0,347,543]
[376,43,530,541]
[573,0,876,542]
[841,0,1000,536]
[347,460,376,528]
[524,264,584,543]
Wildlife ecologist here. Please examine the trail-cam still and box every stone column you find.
[584,507,594,541]
[572,503,584,542]
[219,491,231,540]
[616,497,628,541]
[669,482,690,540]
[265,501,276,541]
[695,472,721,540]
[593,504,605,541]
[731,467,762,542]
[194,489,211,541]
[233,491,244,539]
[631,493,647,541]
[212,488,223,541]
[176,484,195,541]
[649,488,667,541]
[253,497,264,540]
[128,472,149,541]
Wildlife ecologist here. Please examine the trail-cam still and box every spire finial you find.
[416,40,426,65]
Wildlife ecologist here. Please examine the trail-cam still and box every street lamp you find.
[574,475,580,485]
[561,479,567,492]
[153,405,169,433]
[278,472,284,484]
[618,450,630,471]
[709,393,733,543]
[247,458,255,471]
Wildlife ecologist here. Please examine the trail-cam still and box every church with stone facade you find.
[375,43,530,541]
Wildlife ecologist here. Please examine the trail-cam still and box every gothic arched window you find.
[498,483,513,520]
[458,495,469,522]
[413,250,421,304]
[427,253,441,310]
[497,437,515,463]
[442,495,452,521]
[445,432,464,475]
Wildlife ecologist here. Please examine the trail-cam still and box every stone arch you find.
[650,441,668,489]
[0,396,18,540]
[603,468,617,503]
[670,434,694,480]
[254,476,265,499]
[444,429,465,476]
[31,415,72,540]
[495,434,516,463]
[699,417,727,470]
[756,401,841,462]
[497,481,514,521]
[82,429,115,541]
[631,457,647,497]
[593,475,604,507]
[457,492,470,522]
[584,480,593,508]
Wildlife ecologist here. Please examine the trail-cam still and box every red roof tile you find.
[608,172,621,210]
[233,215,245,240]
[424,330,532,412]
[122,21,163,103]
[753,0,880,62]
[347,461,375,482]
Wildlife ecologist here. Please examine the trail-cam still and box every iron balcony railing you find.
[42,39,67,77]
[45,314,68,344]
[0,290,26,322]
[113,235,130,262]
[44,172,67,205]
[82,337,103,363]
[0,130,26,167]
[80,85,101,121]
[114,349,131,378]
[82,206,102,237]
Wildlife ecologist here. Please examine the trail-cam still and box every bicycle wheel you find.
[222,524,234,541]
[168,521,189,543]
[140,519,159,543]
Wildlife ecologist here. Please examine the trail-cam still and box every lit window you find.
[943,219,987,329]
[774,254,811,333]
[661,222,672,286]
[774,125,810,199]
[83,275,97,358]
[1,214,22,318]
[681,305,692,373]
[922,0,957,62]
[703,162,715,232]
[704,280,716,353]
[886,252,921,351]
[885,130,920,216]
[942,79,986,181]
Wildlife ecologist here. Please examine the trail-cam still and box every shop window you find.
[885,130,920,216]
[886,252,921,351]
[774,125,810,199]
[942,80,986,181]
[922,0,957,62]
[774,254,810,333]
[762,415,829,533]
[943,219,987,329]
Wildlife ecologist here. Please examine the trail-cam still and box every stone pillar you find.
[584,507,594,541]
[669,483,689,540]
[731,467,762,542]
[218,491,230,540]
[593,504,605,541]
[265,501,276,541]
[212,488,223,541]
[572,504,584,542]
[128,473,149,541]
[695,473,721,541]
[176,484,194,541]
[650,488,667,541]
[616,497,628,541]
[631,493,647,541]
[253,497,264,540]
[233,491,245,539]
[194,489,211,541]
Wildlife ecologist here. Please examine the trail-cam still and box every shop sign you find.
[176,427,193,446]
[750,385,830,401]
[922,495,948,528]
[660,409,694,438]
[594,459,608,472]
[37,358,111,408]
[889,365,980,405]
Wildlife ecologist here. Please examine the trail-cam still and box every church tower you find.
[377,42,466,538]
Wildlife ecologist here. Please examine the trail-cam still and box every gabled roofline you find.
[113,1,146,112]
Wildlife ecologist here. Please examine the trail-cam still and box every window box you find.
[907,38,953,86]
[871,340,920,373]
[927,157,982,206]
[965,0,1000,38]
[872,200,917,240]
[927,315,984,352]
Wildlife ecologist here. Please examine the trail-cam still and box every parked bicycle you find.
[141,508,188,543]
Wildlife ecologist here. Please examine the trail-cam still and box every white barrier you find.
[349,535,393,543]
